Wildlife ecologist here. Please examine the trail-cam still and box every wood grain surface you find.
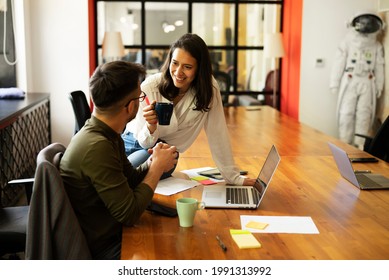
[121,106,389,260]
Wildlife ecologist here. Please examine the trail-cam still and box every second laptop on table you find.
[328,142,389,190]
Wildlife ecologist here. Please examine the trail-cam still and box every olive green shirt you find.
[60,116,153,259]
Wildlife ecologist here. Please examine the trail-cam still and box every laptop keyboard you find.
[356,174,381,188]
[226,188,261,205]
[252,188,260,205]
[226,187,249,204]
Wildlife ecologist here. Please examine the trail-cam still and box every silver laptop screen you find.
[254,145,281,201]
[328,142,361,187]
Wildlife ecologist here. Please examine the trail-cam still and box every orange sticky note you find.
[245,221,269,230]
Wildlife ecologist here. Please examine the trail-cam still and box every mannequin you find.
[330,12,385,148]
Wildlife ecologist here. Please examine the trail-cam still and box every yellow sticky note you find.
[245,220,269,230]
[191,176,210,182]
[230,229,261,249]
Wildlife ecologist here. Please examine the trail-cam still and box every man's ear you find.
[125,101,132,113]
[126,100,136,114]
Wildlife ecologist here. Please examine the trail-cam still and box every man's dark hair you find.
[90,61,146,108]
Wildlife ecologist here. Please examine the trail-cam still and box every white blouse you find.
[125,73,244,185]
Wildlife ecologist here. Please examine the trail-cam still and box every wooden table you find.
[121,106,389,260]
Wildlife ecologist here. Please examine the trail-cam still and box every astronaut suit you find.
[330,12,385,148]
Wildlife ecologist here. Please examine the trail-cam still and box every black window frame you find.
[94,0,284,107]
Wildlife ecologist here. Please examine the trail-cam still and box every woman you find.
[123,33,255,185]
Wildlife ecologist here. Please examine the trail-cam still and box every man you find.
[60,61,177,259]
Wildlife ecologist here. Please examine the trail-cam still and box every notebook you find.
[201,145,281,209]
[328,142,389,190]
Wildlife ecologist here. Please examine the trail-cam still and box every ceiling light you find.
[162,21,176,33]
[175,20,184,26]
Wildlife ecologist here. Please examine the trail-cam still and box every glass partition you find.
[97,1,142,46]
[192,3,235,47]
[145,3,188,45]
[95,0,283,107]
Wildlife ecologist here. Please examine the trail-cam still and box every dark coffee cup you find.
[155,102,173,125]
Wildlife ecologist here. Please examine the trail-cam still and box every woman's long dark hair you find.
[158,33,213,112]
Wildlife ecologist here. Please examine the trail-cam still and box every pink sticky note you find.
[200,179,217,185]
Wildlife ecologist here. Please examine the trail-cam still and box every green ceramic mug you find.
[176,198,205,227]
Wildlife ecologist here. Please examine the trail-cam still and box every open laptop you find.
[328,142,389,190]
[201,145,281,209]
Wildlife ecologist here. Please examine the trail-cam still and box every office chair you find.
[262,70,279,107]
[0,191,30,259]
[68,90,91,134]
[238,65,262,107]
[355,115,389,163]
[214,71,235,107]
[25,143,91,259]
[0,176,34,259]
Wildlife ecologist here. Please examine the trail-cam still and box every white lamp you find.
[264,32,285,108]
[102,31,125,62]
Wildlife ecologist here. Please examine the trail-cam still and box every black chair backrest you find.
[367,115,389,162]
[68,90,91,134]
[214,71,231,106]
[262,70,279,107]
[214,71,231,92]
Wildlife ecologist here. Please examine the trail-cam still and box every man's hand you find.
[149,142,178,172]
[143,143,177,191]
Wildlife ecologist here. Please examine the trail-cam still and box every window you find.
[94,0,283,106]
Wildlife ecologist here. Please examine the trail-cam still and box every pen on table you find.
[216,235,227,252]
[354,170,371,174]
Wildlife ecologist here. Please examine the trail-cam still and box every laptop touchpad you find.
[205,192,222,198]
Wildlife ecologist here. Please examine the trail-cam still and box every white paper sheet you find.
[240,215,320,234]
[154,177,199,196]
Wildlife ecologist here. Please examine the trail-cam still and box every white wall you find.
[22,0,90,145]
[299,0,383,137]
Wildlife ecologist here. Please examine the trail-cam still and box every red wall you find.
[88,0,96,109]
[281,0,302,120]
[88,0,96,77]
